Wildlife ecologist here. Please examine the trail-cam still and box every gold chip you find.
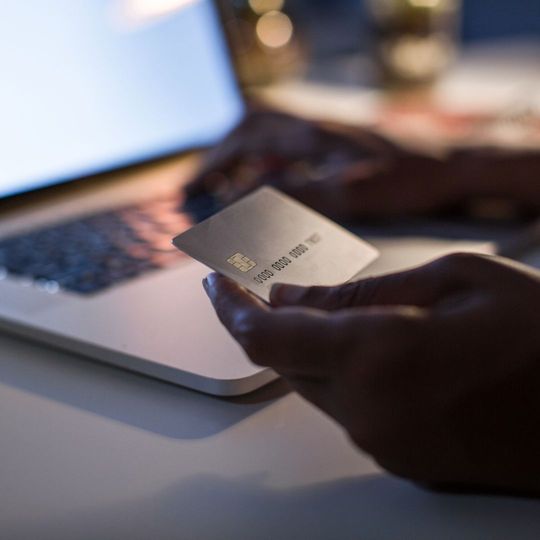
[227,253,257,273]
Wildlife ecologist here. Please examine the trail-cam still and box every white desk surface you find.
[2,328,540,540]
[3,42,540,540]
[2,321,540,540]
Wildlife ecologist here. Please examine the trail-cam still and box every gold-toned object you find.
[367,0,461,90]
[227,253,258,272]
[219,0,305,87]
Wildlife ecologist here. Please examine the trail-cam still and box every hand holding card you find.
[173,187,378,302]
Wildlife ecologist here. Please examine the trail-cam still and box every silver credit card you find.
[173,187,378,302]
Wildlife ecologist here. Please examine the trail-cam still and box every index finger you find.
[184,135,247,198]
[203,274,340,376]
[203,272,269,329]
[186,109,289,195]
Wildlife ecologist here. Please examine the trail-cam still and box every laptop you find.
[0,0,491,396]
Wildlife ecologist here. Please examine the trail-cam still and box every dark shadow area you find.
[8,474,540,540]
[0,331,290,440]
[349,217,525,243]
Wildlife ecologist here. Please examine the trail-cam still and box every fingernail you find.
[203,273,219,298]
[206,273,219,289]
[270,283,305,305]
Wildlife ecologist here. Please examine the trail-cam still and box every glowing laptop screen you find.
[0,0,244,198]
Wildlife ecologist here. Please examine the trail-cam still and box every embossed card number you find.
[253,235,320,286]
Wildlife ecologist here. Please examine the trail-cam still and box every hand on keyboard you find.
[183,107,464,221]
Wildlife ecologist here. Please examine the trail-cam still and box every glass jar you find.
[220,0,305,87]
[366,0,461,90]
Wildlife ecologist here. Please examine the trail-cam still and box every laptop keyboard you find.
[0,195,197,295]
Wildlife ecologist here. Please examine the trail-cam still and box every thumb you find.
[270,253,494,311]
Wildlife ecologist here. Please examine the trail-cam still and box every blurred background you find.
[224,0,540,88]
[219,0,540,227]
[224,0,540,151]
[287,0,540,57]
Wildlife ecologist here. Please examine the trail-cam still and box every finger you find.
[187,110,307,195]
[270,253,502,311]
[304,153,450,219]
[203,273,340,376]
[184,137,248,198]
[282,159,392,219]
[203,272,269,331]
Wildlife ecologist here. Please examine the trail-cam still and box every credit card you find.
[173,187,378,302]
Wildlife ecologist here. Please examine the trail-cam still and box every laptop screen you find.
[0,0,244,199]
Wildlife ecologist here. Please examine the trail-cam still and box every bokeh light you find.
[248,0,285,15]
[255,10,294,49]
